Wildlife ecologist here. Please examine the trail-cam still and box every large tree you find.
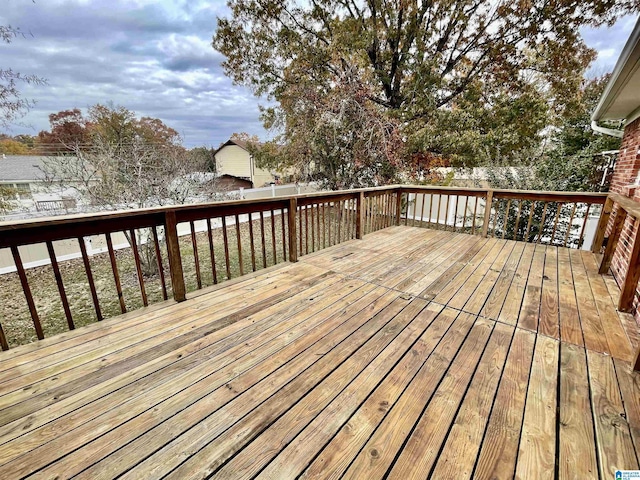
[214,0,637,175]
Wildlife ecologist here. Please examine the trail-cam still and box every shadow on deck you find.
[0,226,638,479]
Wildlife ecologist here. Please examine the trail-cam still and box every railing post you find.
[288,197,298,262]
[618,221,640,312]
[165,210,186,302]
[599,207,627,274]
[482,190,494,238]
[356,192,365,239]
[591,196,614,253]
[395,189,403,226]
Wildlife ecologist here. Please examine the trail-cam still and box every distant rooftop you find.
[0,155,70,182]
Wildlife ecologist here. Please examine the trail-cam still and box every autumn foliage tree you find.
[40,104,221,275]
[214,0,638,174]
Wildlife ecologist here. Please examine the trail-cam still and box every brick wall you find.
[607,117,640,319]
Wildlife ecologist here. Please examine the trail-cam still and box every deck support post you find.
[599,207,627,275]
[591,196,614,253]
[165,210,186,302]
[395,189,403,226]
[356,192,364,239]
[481,190,493,238]
[288,197,298,262]
[618,221,640,312]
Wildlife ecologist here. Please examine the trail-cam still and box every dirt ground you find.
[0,209,354,348]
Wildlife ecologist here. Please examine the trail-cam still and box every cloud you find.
[0,2,636,147]
[1,0,264,147]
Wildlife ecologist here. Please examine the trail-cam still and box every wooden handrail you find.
[0,184,615,350]
[594,192,640,371]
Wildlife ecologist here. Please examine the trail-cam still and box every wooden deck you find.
[0,226,639,479]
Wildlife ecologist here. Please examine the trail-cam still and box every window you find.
[14,183,32,199]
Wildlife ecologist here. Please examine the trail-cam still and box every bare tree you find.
[41,137,227,275]
[1,25,46,128]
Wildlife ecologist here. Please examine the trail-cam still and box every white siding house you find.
[0,155,80,215]
[214,139,278,188]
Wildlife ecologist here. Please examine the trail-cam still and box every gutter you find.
[591,121,623,138]
[590,16,640,137]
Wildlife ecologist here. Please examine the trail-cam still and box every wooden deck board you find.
[0,226,638,479]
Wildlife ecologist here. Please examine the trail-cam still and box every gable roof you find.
[592,16,640,124]
[0,155,49,182]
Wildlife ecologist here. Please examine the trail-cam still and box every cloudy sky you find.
[0,1,637,148]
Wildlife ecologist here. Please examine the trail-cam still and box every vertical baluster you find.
[310,204,315,251]
[328,202,332,246]
[316,202,322,246]
[482,191,493,238]
[235,214,244,276]
[501,200,511,239]
[563,203,578,247]
[428,194,434,227]
[11,246,44,339]
[411,193,417,226]
[525,201,535,242]
[46,241,75,329]
[206,219,217,285]
[513,201,523,241]
[453,195,460,231]
[305,203,310,254]
[0,321,8,350]
[322,202,327,248]
[550,203,562,245]
[222,216,232,279]
[462,195,469,232]
[444,195,451,230]
[248,213,256,272]
[270,209,277,266]
[472,196,479,234]
[298,206,304,256]
[491,199,499,238]
[129,229,149,305]
[288,198,298,262]
[578,203,591,248]
[337,200,343,242]
[352,197,358,236]
[190,221,202,289]
[383,194,387,229]
[281,208,287,261]
[436,194,442,226]
[260,210,267,268]
[106,233,126,314]
[404,194,409,226]
[345,199,351,238]
[78,237,104,318]
[418,193,426,228]
[536,202,548,244]
[151,226,168,298]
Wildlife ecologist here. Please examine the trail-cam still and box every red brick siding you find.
[607,116,640,320]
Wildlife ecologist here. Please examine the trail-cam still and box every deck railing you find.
[0,185,621,351]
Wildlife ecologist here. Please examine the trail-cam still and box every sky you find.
[0,1,637,148]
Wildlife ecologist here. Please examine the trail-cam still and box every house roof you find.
[592,16,640,124]
[0,155,50,182]
[214,139,253,156]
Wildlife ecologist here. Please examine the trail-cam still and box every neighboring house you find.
[214,139,279,188]
[591,16,640,315]
[0,155,79,215]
